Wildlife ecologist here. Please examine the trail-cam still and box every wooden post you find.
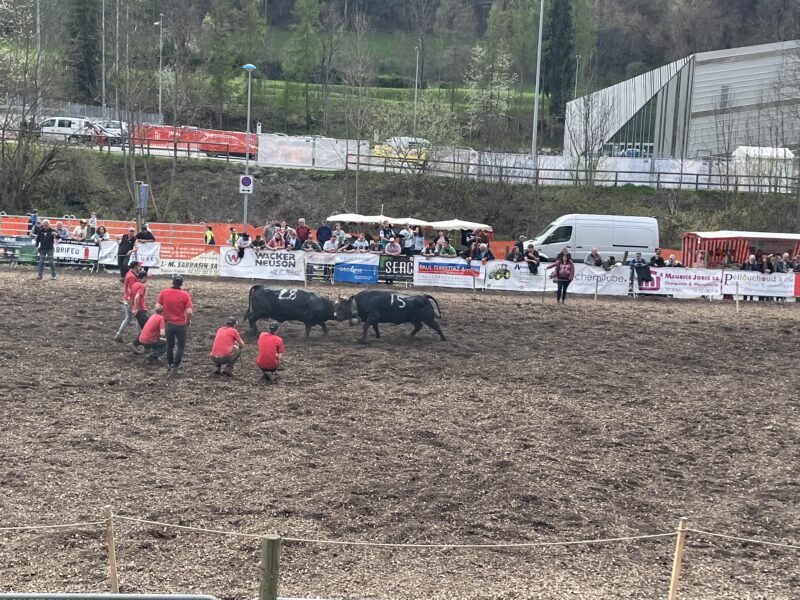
[735,281,740,313]
[667,517,689,600]
[594,274,600,301]
[303,256,309,288]
[258,534,282,600]
[102,505,119,593]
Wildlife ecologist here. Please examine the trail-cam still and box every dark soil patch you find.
[0,269,798,599]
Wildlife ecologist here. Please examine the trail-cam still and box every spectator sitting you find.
[506,246,524,262]
[323,237,339,253]
[629,252,647,268]
[54,221,70,239]
[285,231,301,250]
[650,248,666,267]
[760,255,772,274]
[353,233,370,253]
[316,219,332,245]
[438,241,457,257]
[385,237,402,256]
[91,225,109,244]
[72,219,89,240]
[740,255,760,272]
[338,235,356,252]
[775,252,791,273]
[434,230,449,249]
[251,234,266,249]
[792,255,800,273]
[295,218,311,242]
[236,232,251,258]
[584,247,603,267]
[665,255,683,267]
[421,240,437,257]
[368,239,382,253]
[136,224,155,242]
[460,242,477,259]
[267,233,285,249]
[602,255,618,270]
[471,243,494,262]
[302,237,321,252]
[524,244,540,274]
[514,235,527,255]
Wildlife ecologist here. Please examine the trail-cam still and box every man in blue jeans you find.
[35,219,60,280]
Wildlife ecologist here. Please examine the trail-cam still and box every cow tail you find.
[424,294,443,318]
[245,286,256,321]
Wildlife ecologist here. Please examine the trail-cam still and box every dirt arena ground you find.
[0,268,798,600]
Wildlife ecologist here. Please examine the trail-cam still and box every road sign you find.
[239,174,253,194]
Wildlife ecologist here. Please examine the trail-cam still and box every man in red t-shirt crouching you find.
[136,306,167,363]
[256,321,284,383]
[210,317,245,377]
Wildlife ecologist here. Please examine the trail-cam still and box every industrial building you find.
[563,40,800,160]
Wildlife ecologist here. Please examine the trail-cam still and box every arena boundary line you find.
[2,512,799,599]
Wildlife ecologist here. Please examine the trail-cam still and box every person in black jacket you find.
[118,228,137,281]
[649,248,666,267]
[35,219,60,280]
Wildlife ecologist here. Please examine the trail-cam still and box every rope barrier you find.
[114,515,675,549]
[686,529,800,550]
[0,520,105,532]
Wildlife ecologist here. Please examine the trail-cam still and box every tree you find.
[319,1,343,134]
[286,0,322,130]
[434,0,478,104]
[67,0,102,103]
[464,41,517,145]
[543,0,575,118]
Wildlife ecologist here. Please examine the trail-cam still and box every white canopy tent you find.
[429,219,493,231]
[327,214,491,231]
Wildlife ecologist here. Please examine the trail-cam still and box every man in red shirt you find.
[256,321,284,383]
[129,271,150,351]
[115,260,141,342]
[155,275,193,374]
[295,218,311,242]
[210,317,245,377]
[135,306,167,363]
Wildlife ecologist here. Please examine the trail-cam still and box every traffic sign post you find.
[240,175,253,194]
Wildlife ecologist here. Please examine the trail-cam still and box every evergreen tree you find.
[68,0,102,103]
[286,0,322,130]
[543,0,576,118]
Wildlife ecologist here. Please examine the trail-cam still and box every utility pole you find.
[101,0,106,116]
[155,13,164,120]
[242,64,256,227]
[574,54,581,99]
[530,0,545,165]
[34,0,41,121]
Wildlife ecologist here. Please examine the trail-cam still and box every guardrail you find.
[346,154,800,194]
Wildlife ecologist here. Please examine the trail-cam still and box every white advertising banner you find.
[720,270,795,297]
[54,240,99,262]
[637,268,722,296]
[156,251,219,277]
[130,242,161,267]
[305,251,336,266]
[569,264,632,296]
[99,240,119,265]
[218,247,305,281]
[413,256,486,289]
[483,260,548,292]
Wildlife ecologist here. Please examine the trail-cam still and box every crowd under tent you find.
[682,230,800,267]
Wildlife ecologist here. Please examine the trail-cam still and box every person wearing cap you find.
[295,218,311,243]
[210,317,245,377]
[135,223,155,242]
[129,271,151,350]
[384,237,402,256]
[135,306,167,363]
[72,219,89,241]
[316,219,332,245]
[117,227,137,281]
[256,321,284,383]
[115,260,142,342]
[34,219,59,280]
[155,275,193,374]
[649,247,666,268]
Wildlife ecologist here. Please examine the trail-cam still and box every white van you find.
[525,214,659,261]
[38,116,98,143]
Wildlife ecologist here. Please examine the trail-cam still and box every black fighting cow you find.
[245,286,335,337]
[333,290,445,342]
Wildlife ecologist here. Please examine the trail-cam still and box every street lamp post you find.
[531,0,545,165]
[413,38,421,137]
[574,54,581,99]
[154,14,163,120]
[242,63,257,228]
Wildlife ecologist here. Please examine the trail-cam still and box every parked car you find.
[37,116,99,143]
[372,136,431,162]
[92,119,128,145]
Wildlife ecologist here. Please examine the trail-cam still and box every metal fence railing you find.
[1,96,163,125]
[345,154,800,195]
